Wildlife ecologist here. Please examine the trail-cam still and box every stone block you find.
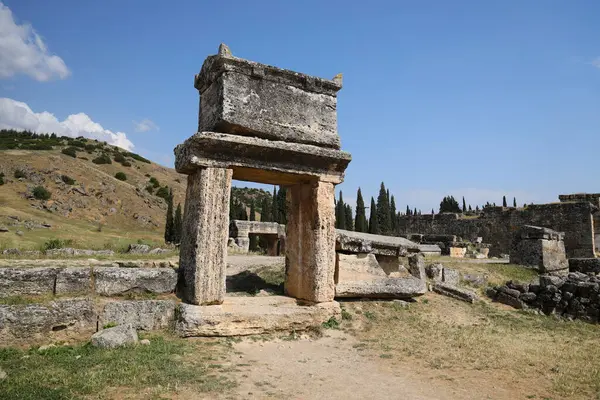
[442,268,460,285]
[0,298,96,341]
[407,253,426,280]
[94,268,177,296]
[100,300,176,331]
[175,295,341,337]
[55,267,92,294]
[510,226,568,273]
[335,277,427,299]
[336,230,419,256]
[285,181,336,303]
[194,49,342,149]
[569,258,600,274]
[335,253,386,282]
[0,267,59,297]
[449,247,467,258]
[91,324,138,349]
[432,283,480,304]
[177,167,232,305]
[425,263,444,281]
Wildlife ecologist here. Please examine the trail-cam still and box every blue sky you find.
[1,0,599,213]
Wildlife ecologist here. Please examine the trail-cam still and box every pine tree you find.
[513,197,517,208]
[336,191,346,230]
[354,188,368,233]
[249,200,258,251]
[503,196,507,207]
[271,186,279,223]
[390,195,397,234]
[173,203,182,244]
[345,204,353,231]
[368,197,379,234]
[462,196,466,213]
[164,188,174,243]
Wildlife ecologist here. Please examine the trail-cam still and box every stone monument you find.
[175,44,351,305]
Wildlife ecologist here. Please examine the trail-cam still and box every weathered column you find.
[177,167,233,305]
[285,180,336,302]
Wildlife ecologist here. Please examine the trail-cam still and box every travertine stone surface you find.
[0,267,60,297]
[335,253,387,282]
[176,296,341,337]
[285,181,336,303]
[94,268,177,296]
[178,167,233,305]
[101,300,176,331]
[55,267,92,294]
[195,49,342,149]
[335,277,427,299]
[174,132,351,184]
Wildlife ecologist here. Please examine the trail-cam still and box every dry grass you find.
[341,294,600,399]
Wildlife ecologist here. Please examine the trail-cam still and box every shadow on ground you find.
[226,271,284,295]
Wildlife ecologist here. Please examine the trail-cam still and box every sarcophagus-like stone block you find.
[194,47,342,149]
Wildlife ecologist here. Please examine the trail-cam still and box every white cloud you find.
[133,118,159,133]
[0,97,134,150]
[592,57,600,69]
[0,2,70,81]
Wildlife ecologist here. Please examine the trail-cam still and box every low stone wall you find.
[487,272,600,323]
[0,266,177,297]
[397,202,597,258]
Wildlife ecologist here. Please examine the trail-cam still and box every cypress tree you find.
[376,183,391,235]
[406,205,410,216]
[414,207,417,216]
[462,197,466,213]
[173,203,182,244]
[276,186,287,224]
[260,197,271,222]
[336,191,346,230]
[249,200,258,251]
[271,186,279,223]
[513,197,517,208]
[354,188,368,232]
[390,195,397,234]
[431,208,435,215]
[503,196,507,207]
[368,197,379,234]
[345,204,353,231]
[164,188,174,243]
[468,204,472,212]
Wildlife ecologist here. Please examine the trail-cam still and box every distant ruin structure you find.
[228,220,286,256]
[175,44,351,305]
[509,225,568,274]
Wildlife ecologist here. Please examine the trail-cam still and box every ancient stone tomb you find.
[175,44,351,305]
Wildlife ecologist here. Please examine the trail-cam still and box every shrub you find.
[145,185,154,194]
[61,175,75,185]
[14,169,26,179]
[61,147,78,158]
[84,144,96,153]
[32,186,51,200]
[92,153,112,164]
[114,153,126,163]
[121,161,132,167]
[127,152,151,164]
[155,186,170,200]
[0,172,4,185]
[149,177,160,188]
[42,238,73,251]
[67,140,86,148]
[115,172,127,181]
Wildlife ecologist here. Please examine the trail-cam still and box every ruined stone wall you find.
[559,194,600,252]
[397,203,596,258]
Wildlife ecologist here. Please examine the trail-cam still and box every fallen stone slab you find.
[335,277,427,299]
[176,295,341,337]
[335,229,420,256]
[432,283,480,304]
[0,298,96,341]
[91,324,138,349]
[0,267,60,297]
[94,268,177,296]
[100,300,176,331]
[55,267,92,294]
[418,244,442,256]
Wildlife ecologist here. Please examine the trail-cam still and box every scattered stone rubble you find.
[487,272,600,322]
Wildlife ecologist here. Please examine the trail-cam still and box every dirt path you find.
[219,329,522,400]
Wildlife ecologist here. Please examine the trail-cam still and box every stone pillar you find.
[284,180,336,303]
[266,236,279,256]
[177,167,233,305]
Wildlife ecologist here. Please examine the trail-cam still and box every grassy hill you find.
[0,130,277,253]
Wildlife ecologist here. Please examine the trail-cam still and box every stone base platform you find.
[175,295,341,337]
